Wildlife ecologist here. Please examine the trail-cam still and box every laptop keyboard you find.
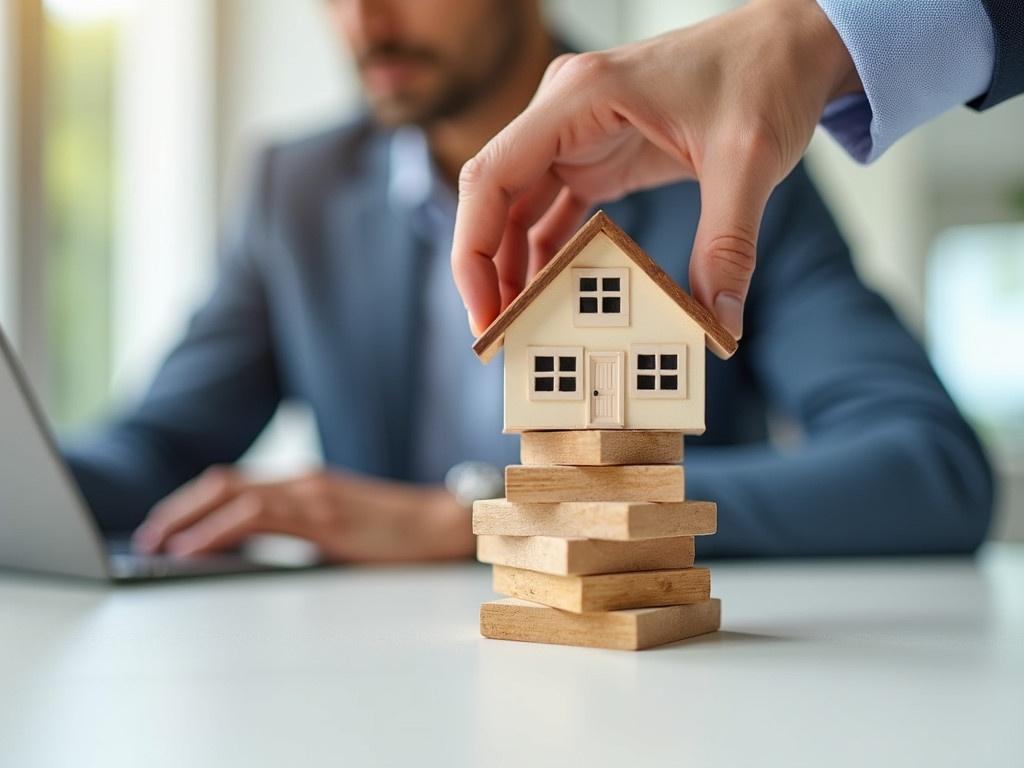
[105,539,277,580]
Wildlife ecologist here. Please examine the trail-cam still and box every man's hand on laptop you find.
[130,466,475,562]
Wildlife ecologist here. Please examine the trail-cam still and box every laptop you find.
[0,324,317,581]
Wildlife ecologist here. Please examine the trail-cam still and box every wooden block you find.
[480,597,721,650]
[473,498,716,540]
[505,464,684,503]
[492,565,710,613]
[477,535,695,576]
[520,430,683,466]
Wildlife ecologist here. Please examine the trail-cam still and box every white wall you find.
[215,0,356,212]
[112,0,217,397]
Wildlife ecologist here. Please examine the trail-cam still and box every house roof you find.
[472,210,739,363]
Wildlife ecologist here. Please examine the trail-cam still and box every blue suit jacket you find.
[65,120,994,557]
[974,0,1024,109]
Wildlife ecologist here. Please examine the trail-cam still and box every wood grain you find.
[520,430,683,466]
[505,464,684,503]
[472,498,717,540]
[477,535,695,576]
[492,565,711,613]
[480,597,721,650]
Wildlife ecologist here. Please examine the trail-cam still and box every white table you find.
[2,546,1022,768]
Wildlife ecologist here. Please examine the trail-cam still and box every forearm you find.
[64,428,200,534]
[687,419,994,558]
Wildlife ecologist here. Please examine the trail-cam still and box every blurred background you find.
[0,0,1021,540]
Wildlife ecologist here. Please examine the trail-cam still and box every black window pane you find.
[602,296,621,313]
[660,354,678,370]
[558,376,576,392]
[637,375,656,390]
[602,277,620,291]
[660,375,678,390]
[579,296,598,313]
[579,277,597,292]
[535,376,554,392]
[534,356,554,372]
[637,354,656,370]
[558,356,576,372]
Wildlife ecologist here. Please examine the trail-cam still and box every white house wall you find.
[503,232,707,433]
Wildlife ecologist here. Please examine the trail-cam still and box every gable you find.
[504,231,706,343]
[472,211,737,363]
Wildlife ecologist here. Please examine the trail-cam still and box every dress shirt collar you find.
[387,125,456,239]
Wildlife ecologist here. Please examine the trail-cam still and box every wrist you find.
[752,0,861,104]
[794,0,862,101]
[426,487,476,559]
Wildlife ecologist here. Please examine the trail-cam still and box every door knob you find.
[593,390,599,396]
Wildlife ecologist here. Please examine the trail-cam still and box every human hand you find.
[131,466,475,563]
[451,0,860,340]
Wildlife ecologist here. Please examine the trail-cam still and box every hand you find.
[451,0,861,340]
[131,466,476,563]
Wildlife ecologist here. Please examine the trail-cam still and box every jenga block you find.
[492,565,710,613]
[520,430,683,466]
[472,498,717,540]
[480,597,721,650]
[504,465,684,503]
[477,535,695,576]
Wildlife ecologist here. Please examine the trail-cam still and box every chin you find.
[370,98,440,128]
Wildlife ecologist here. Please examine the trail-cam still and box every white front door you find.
[587,351,624,428]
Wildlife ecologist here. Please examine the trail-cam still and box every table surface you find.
[2,545,1022,768]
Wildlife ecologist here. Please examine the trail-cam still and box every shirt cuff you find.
[815,0,996,163]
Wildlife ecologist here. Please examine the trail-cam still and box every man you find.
[65,0,993,561]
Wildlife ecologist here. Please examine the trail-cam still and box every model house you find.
[473,211,737,434]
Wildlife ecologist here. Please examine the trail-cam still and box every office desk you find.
[1,546,1021,768]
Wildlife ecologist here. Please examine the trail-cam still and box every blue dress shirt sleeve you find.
[815,0,996,163]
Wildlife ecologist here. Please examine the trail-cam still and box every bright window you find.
[927,224,1024,457]
[631,344,687,398]
[528,346,583,400]
[573,267,629,327]
[43,4,119,428]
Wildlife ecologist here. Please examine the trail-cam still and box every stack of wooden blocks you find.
[474,429,720,651]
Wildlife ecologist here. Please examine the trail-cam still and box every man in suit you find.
[65,0,995,562]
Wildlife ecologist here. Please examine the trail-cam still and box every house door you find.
[588,351,624,428]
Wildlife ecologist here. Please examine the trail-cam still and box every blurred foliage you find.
[44,20,116,428]
[1011,181,1024,219]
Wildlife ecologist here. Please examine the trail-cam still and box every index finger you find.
[132,467,239,553]
[451,104,566,336]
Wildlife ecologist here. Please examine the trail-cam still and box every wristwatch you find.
[444,461,505,508]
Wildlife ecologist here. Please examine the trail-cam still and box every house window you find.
[631,345,687,398]
[572,267,629,327]
[528,346,583,400]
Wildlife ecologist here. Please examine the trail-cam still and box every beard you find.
[356,3,527,127]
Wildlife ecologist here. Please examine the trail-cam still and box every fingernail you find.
[714,292,744,340]
[468,310,483,337]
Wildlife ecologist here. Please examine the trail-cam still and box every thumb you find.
[688,155,777,341]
